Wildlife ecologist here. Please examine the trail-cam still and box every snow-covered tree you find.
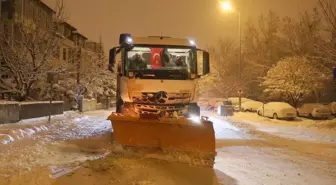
[79,49,116,99]
[0,0,68,101]
[261,56,327,107]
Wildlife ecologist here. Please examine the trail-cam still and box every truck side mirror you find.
[203,51,210,75]
[109,47,117,72]
[197,50,210,76]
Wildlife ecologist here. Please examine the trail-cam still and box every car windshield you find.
[126,46,196,79]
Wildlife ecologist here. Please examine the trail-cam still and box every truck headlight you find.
[126,37,133,44]
[189,39,196,46]
[189,115,201,124]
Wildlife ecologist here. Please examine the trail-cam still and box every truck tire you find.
[187,103,200,118]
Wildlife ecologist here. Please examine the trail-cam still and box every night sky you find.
[42,0,317,52]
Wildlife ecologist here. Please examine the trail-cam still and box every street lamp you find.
[220,1,242,111]
[220,1,232,11]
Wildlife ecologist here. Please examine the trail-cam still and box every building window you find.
[35,7,40,22]
[68,49,74,64]
[3,24,9,34]
[44,12,48,27]
[62,48,67,61]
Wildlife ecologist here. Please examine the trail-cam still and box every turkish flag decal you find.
[150,48,163,69]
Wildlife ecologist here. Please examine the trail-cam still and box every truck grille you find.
[132,91,191,104]
[134,104,188,115]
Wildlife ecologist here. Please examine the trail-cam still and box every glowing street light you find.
[220,1,233,11]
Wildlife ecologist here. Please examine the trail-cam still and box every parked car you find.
[198,100,209,110]
[218,100,234,116]
[329,102,336,116]
[241,101,263,112]
[297,103,331,119]
[228,97,255,112]
[257,102,297,120]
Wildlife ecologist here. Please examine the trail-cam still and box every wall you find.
[82,99,97,112]
[0,98,115,124]
[19,101,64,120]
[0,102,20,123]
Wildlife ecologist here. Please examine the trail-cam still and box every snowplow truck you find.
[107,33,216,167]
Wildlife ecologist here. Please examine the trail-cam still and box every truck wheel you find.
[187,103,200,118]
[273,113,278,119]
[308,114,313,119]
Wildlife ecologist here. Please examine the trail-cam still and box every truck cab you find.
[109,33,210,119]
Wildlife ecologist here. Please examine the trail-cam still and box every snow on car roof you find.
[267,102,293,108]
[242,101,262,105]
[302,103,329,108]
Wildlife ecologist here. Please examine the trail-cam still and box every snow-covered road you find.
[0,110,335,185]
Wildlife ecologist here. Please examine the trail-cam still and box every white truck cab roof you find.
[133,36,195,47]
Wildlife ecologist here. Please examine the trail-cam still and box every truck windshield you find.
[126,46,196,80]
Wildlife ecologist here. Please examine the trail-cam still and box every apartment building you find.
[1,0,54,30]
[1,0,105,100]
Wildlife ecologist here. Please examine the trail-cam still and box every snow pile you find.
[313,119,336,130]
[0,100,18,105]
[227,112,336,143]
[152,150,214,167]
[0,125,51,145]
[0,134,15,144]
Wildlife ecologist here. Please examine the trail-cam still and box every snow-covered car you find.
[297,103,331,119]
[257,102,297,120]
[329,102,336,115]
[228,97,253,106]
[241,101,263,112]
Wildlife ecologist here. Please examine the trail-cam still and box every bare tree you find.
[197,38,243,98]
[312,0,336,68]
[0,0,68,101]
[244,11,282,72]
[317,0,336,32]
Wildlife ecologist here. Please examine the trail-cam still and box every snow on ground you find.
[1,109,336,185]
[209,116,258,141]
[215,146,336,185]
[222,111,336,143]
[0,111,77,145]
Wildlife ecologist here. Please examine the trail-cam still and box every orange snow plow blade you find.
[107,113,216,167]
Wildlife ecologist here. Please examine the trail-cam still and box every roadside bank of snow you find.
[228,112,336,143]
[215,146,336,185]
[0,111,79,145]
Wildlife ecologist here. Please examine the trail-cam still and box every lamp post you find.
[220,1,242,111]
